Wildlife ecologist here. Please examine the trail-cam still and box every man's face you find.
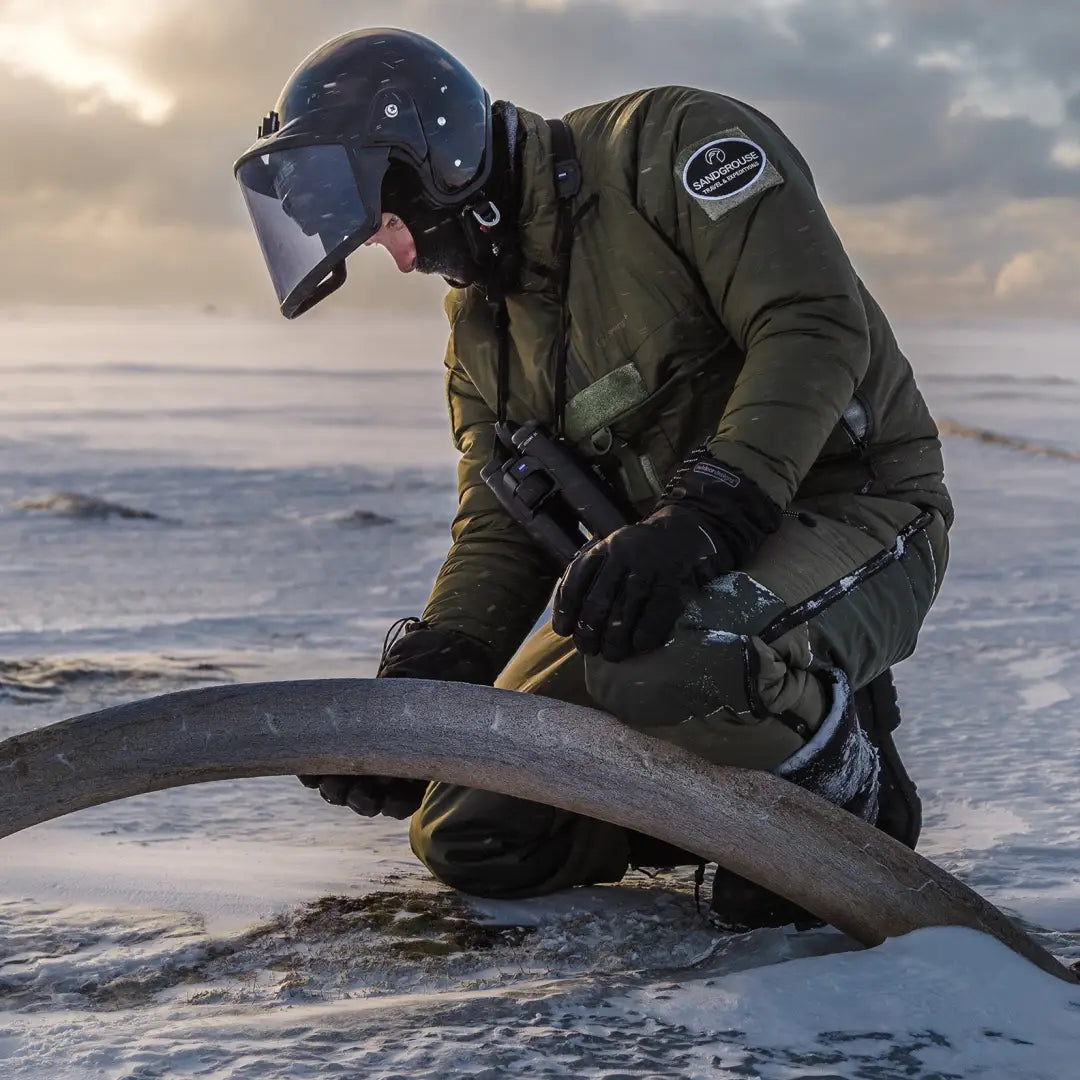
[364,213,417,273]
[364,210,479,285]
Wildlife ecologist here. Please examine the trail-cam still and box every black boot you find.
[853,668,921,850]
[709,668,899,933]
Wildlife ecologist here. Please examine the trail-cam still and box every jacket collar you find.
[510,107,564,294]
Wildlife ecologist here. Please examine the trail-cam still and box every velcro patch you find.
[675,127,784,222]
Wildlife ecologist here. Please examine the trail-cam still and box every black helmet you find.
[234,28,493,317]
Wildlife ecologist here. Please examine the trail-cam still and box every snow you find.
[624,928,1079,1080]
[1,308,1080,1077]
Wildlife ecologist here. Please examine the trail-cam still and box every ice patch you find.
[0,655,230,704]
[925,797,1032,852]
[9,492,166,521]
[0,904,1075,1078]
[1007,649,1069,681]
[1019,680,1072,711]
[5,313,1080,1075]
[620,926,1080,1080]
[332,508,396,527]
[1005,649,1075,711]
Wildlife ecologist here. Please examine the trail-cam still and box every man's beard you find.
[405,200,520,292]
[411,215,481,288]
[413,243,480,288]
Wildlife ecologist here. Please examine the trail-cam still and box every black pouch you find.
[481,420,631,566]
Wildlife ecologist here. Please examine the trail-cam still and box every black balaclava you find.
[381,100,522,293]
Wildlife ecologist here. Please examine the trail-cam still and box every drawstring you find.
[381,616,422,671]
[661,443,711,499]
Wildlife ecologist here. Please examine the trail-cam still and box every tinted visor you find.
[236,143,389,318]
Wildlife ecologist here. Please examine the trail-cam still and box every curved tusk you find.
[0,678,1073,983]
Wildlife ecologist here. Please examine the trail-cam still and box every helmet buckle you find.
[471,201,502,230]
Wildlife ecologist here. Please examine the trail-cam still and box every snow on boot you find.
[709,668,880,933]
[773,668,880,823]
[853,668,921,850]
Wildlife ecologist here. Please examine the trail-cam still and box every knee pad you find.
[583,624,814,770]
[584,627,753,730]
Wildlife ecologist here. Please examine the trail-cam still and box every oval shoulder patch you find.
[681,137,767,201]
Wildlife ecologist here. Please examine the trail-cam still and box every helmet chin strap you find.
[470,200,502,230]
[460,197,520,298]
[390,101,521,294]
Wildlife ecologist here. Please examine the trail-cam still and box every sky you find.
[1,0,1079,320]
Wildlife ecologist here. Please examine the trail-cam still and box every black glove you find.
[552,450,782,661]
[299,619,498,818]
[373,618,499,684]
[298,772,427,819]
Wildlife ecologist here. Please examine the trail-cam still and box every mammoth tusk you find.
[0,678,1074,983]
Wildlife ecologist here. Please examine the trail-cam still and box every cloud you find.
[1,0,1079,317]
[832,194,1080,317]
[0,0,182,121]
[995,251,1051,299]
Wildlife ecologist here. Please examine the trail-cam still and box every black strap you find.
[548,118,581,199]
[493,118,582,430]
[494,297,511,424]
[548,118,578,437]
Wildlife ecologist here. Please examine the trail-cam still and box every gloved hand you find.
[299,619,497,818]
[552,450,782,661]
[298,772,427,818]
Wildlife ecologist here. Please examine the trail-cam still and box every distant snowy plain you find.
[1,309,1078,1078]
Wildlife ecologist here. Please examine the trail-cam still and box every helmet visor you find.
[236,143,389,318]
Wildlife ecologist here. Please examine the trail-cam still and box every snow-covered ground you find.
[1,309,1078,1078]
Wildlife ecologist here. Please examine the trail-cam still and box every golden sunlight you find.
[0,0,179,123]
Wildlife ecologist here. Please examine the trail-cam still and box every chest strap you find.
[548,118,581,200]
[547,117,577,437]
[494,118,581,430]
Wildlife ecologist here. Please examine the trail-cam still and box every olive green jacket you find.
[422,86,952,670]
